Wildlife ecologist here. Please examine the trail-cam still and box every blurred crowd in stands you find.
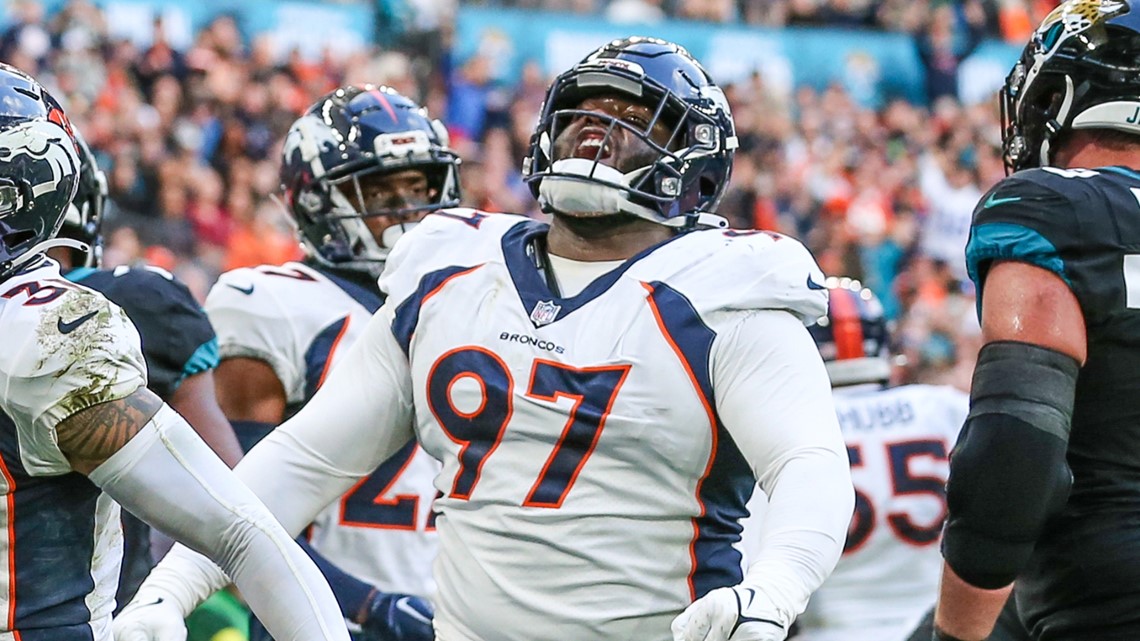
[0,0,1046,390]
[465,0,1054,39]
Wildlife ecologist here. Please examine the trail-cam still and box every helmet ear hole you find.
[699,177,717,198]
[2,229,35,249]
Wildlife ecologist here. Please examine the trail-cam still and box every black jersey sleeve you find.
[74,267,218,401]
[965,167,1106,323]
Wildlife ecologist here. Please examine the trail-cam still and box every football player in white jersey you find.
[205,85,458,641]
[116,37,854,641]
[0,64,349,641]
[786,278,969,641]
[47,130,246,614]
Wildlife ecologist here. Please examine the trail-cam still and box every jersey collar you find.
[500,219,681,328]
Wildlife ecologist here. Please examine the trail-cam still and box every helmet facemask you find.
[1002,0,1140,172]
[60,134,108,267]
[282,88,462,277]
[524,39,737,230]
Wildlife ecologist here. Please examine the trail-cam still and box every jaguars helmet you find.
[1002,0,1140,172]
[281,85,461,275]
[807,277,892,387]
[59,131,108,267]
[0,63,82,281]
[523,36,738,230]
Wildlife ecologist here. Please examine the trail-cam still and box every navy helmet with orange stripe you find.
[281,85,461,275]
[807,277,892,387]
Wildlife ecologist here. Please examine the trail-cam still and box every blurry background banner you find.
[7,0,373,59]
[8,0,1022,107]
[453,5,1022,107]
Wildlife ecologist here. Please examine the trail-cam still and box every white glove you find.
[671,587,788,641]
[113,593,187,641]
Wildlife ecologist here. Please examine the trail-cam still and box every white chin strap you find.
[536,159,729,229]
[1039,75,1075,167]
[380,220,417,250]
[8,237,90,272]
[538,158,660,221]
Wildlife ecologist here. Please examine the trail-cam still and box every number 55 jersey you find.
[795,383,967,641]
[378,210,842,641]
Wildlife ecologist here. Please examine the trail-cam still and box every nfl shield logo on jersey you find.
[530,300,561,326]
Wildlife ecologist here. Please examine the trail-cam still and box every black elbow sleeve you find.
[942,341,1079,589]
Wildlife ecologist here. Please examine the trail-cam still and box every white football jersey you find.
[205,261,438,599]
[797,384,968,641]
[379,209,830,641]
[0,259,145,639]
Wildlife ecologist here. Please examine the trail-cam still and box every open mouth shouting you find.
[572,127,616,162]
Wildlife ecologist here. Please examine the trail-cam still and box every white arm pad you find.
[117,311,415,635]
[91,405,349,641]
[713,310,854,629]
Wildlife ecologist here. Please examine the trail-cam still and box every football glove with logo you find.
[112,591,187,641]
[360,591,434,641]
[671,586,788,641]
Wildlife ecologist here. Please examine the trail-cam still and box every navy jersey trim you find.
[391,265,483,356]
[645,282,752,599]
[501,220,682,328]
[316,267,384,314]
[0,410,100,638]
[302,317,350,402]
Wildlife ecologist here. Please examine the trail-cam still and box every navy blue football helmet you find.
[523,37,738,230]
[808,277,892,387]
[281,85,461,275]
[59,132,108,267]
[1001,0,1140,172]
[0,63,82,281]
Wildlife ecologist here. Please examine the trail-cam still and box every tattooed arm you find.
[67,395,351,641]
[55,386,162,475]
[0,285,345,638]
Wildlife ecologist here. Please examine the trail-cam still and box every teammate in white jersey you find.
[788,278,968,641]
[46,130,246,615]
[205,85,457,641]
[0,64,348,641]
[116,37,854,641]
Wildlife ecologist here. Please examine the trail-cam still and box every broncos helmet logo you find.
[0,120,79,217]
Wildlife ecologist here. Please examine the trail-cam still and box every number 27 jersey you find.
[205,261,438,600]
[379,210,830,641]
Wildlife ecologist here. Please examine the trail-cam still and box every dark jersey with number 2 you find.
[965,165,1140,640]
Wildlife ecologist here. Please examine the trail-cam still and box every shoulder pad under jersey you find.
[380,208,527,307]
[0,266,145,474]
[630,229,829,324]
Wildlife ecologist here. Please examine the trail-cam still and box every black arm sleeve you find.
[942,341,1078,589]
